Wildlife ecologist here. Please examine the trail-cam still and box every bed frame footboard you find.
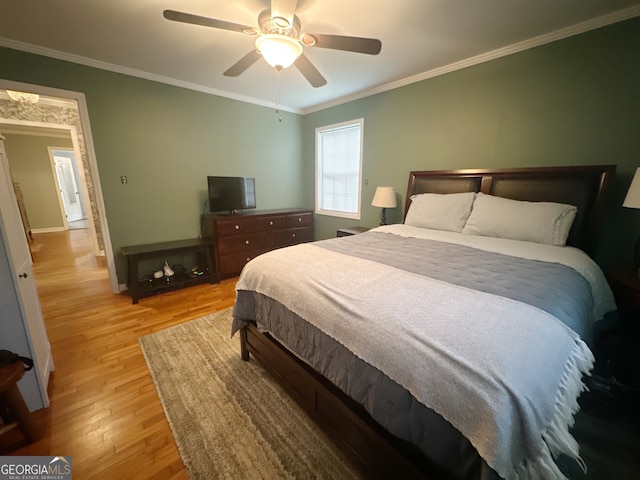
[240,322,453,480]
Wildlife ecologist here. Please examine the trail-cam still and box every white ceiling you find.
[1,0,639,114]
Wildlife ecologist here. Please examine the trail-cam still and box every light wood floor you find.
[1,228,237,479]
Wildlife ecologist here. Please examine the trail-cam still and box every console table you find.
[121,238,215,304]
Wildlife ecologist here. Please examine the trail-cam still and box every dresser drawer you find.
[255,215,286,231]
[219,250,269,276]
[274,227,314,247]
[216,217,255,237]
[218,233,270,255]
[286,212,313,228]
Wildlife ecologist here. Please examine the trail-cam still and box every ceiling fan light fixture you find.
[300,33,316,47]
[255,34,302,69]
[272,16,290,28]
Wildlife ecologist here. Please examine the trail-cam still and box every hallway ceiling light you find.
[6,90,40,104]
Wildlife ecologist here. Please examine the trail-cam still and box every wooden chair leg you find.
[2,383,40,443]
[0,397,12,424]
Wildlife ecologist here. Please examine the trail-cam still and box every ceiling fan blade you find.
[271,0,297,27]
[163,10,253,34]
[223,50,262,77]
[294,54,327,88]
[310,34,382,55]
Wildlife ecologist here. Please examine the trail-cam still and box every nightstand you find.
[602,266,640,396]
[336,226,370,237]
[608,266,640,337]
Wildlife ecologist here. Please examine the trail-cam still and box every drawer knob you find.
[245,240,250,245]
[269,221,273,226]
[298,218,302,222]
[292,233,296,238]
[246,257,250,262]
[235,225,240,230]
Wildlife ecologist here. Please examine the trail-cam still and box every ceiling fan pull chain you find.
[275,70,282,123]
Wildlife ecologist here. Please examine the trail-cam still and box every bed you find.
[231,165,617,480]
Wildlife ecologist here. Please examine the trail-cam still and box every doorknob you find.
[19,272,28,278]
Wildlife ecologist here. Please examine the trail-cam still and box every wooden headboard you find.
[406,165,616,257]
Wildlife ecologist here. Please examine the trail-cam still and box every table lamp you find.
[371,186,397,225]
[623,167,640,272]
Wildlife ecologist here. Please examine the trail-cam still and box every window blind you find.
[316,120,363,218]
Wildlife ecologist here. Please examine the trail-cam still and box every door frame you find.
[0,79,118,294]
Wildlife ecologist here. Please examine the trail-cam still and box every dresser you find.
[202,208,314,281]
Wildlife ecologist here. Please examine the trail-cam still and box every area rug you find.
[139,308,361,479]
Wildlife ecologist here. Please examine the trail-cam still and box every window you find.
[315,119,364,219]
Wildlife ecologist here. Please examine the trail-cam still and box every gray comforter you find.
[233,229,612,479]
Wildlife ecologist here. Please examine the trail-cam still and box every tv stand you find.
[202,208,313,281]
[121,238,216,304]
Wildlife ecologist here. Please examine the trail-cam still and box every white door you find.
[0,135,52,408]
[53,155,83,223]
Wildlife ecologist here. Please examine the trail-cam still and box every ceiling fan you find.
[163,0,382,88]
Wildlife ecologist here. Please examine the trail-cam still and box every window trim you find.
[314,118,364,220]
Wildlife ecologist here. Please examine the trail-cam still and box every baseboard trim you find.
[31,227,66,234]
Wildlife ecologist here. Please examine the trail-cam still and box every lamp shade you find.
[623,167,640,209]
[371,186,397,208]
[255,34,303,69]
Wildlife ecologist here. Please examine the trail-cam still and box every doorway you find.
[52,149,86,225]
[2,125,92,237]
[0,81,118,294]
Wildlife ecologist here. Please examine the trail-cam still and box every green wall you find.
[1,16,639,282]
[303,17,640,268]
[0,48,305,282]
[4,133,73,230]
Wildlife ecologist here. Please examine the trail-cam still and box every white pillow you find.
[404,192,476,232]
[461,193,577,246]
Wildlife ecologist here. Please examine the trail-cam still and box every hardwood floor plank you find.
[1,228,236,479]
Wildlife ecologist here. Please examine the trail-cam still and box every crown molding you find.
[1,4,638,116]
[301,5,640,114]
[0,37,301,114]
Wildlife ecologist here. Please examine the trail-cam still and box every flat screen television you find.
[207,176,256,214]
